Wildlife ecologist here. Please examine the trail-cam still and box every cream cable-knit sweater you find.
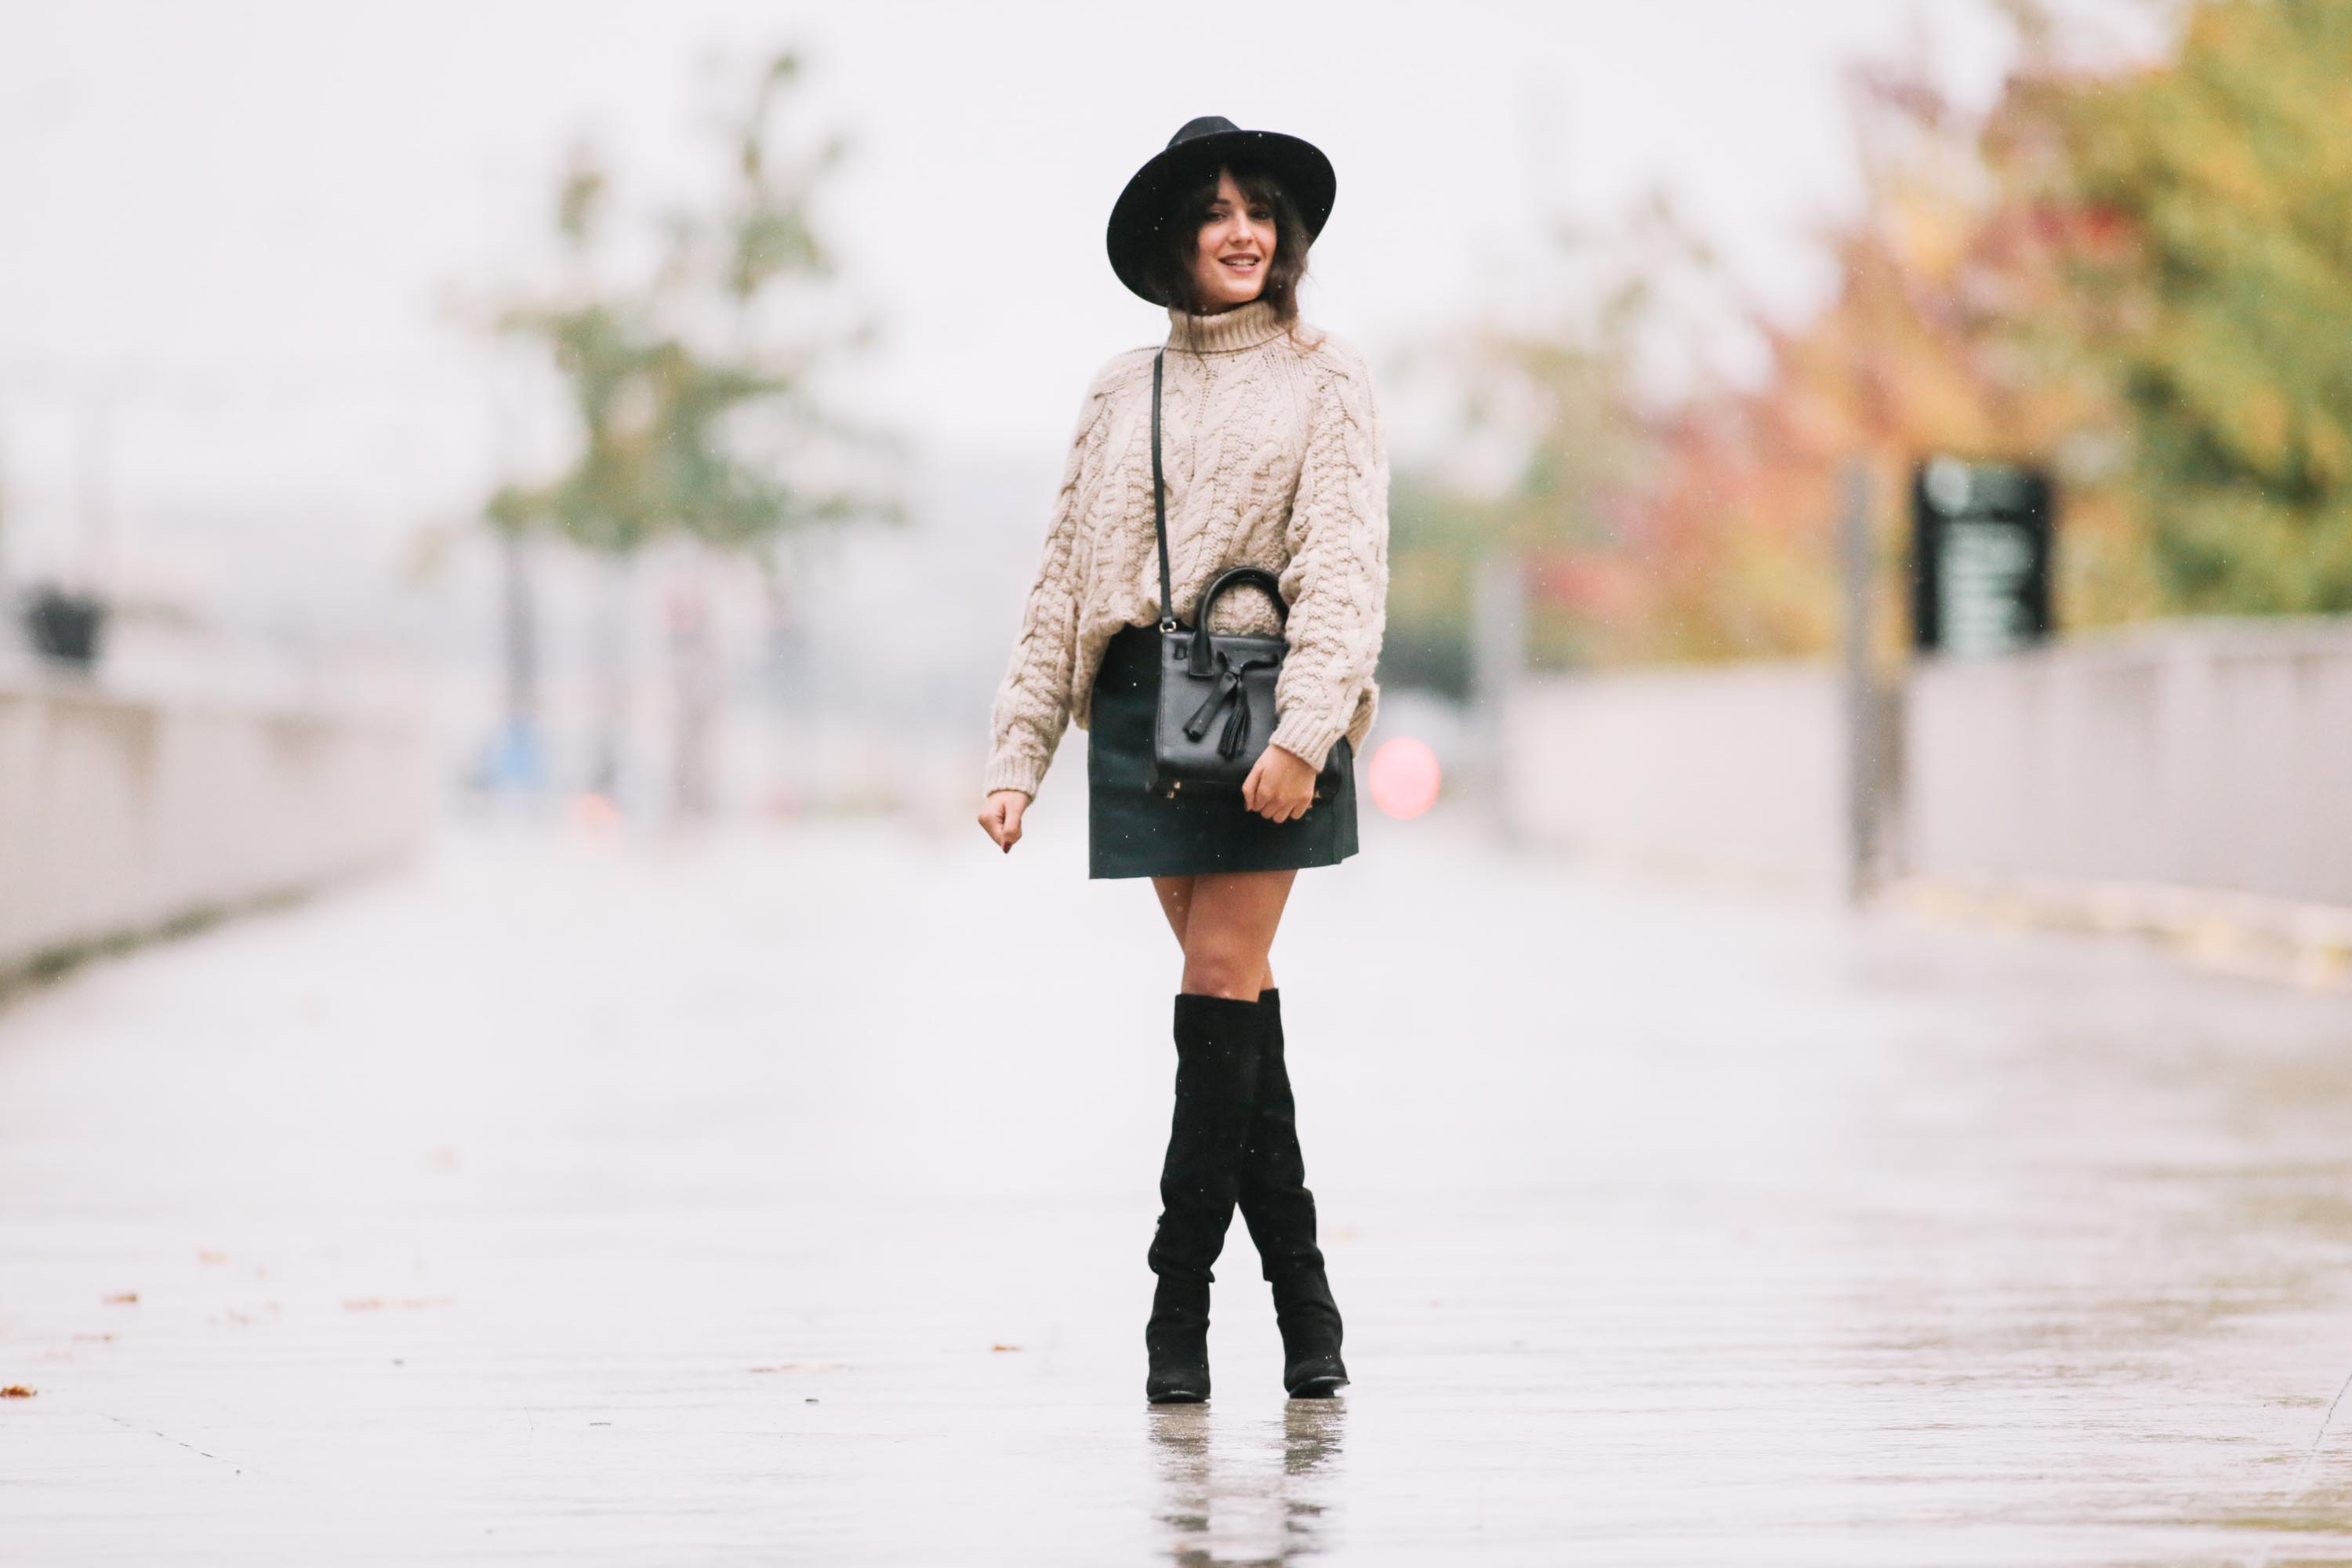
[982,297,1389,801]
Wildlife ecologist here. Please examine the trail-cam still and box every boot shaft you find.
[1148,992,1276,1283]
[1238,985,1325,1281]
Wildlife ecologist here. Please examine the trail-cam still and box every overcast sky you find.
[0,0,2155,599]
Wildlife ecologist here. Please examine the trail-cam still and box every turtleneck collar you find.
[1165,296,1286,355]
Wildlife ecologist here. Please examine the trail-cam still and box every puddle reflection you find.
[1150,1399,1347,1565]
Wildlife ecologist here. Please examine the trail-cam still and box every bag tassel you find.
[1218,696,1251,758]
[1183,667,1243,741]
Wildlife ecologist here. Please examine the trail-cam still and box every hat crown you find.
[1167,115,1240,151]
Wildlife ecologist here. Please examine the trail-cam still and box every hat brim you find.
[1105,129,1337,307]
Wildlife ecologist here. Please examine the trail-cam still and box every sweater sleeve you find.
[1269,344,1390,771]
[981,368,1122,800]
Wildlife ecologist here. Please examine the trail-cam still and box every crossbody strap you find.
[1151,349,1177,633]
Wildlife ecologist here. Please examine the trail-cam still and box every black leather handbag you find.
[1144,348,1348,804]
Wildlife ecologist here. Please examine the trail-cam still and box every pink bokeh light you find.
[1367,736,1441,820]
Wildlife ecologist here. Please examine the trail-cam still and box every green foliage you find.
[720,53,843,306]
[2055,0,2352,612]
[485,50,891,563]
[1387,0,2352,679]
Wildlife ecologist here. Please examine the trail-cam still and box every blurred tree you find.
[2003,0,2352,613]
[1386,205,1695,687]
[484,51,895,811]
[1347,2,2352,688]
[1617,49,2144,666]
[1391,19,2160,678]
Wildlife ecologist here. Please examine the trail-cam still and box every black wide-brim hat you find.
[1105,116,1337,307]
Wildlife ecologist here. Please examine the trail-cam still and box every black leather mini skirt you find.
[1086,622,1359,880]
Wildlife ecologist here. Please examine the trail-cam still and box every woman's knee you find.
[1180,946,1269,1000]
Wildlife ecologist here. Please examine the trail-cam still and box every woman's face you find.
[1187,169,1275,312]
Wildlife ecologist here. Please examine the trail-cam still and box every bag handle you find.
[1188,566,1289,677]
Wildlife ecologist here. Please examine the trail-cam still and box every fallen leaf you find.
[991,1344,1022,1353]
[71,1334,114,1343]
[101,1293,138,1305]
[196,1250,228,1265]
[343,1297,452,1312]
[1,1385,33,1398]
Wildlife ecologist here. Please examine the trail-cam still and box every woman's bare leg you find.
[1152,869,1338,1395]
[1152,873,1284,994]
[1170,869,1294,999]
[1150,874,1195,947]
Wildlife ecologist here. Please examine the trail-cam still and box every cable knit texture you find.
[983,298,1389,800]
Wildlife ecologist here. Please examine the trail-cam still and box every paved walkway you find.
[3,808,2351,1563]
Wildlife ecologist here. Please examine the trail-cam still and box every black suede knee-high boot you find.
[1239,987,1349,1398]
[1144,992,1269,1403]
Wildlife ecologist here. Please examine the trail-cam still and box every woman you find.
[976,116,1388,1404]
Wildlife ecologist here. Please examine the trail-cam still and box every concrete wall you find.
[1904,619,2352,906]
[1500,618,2352,909]
[1499,660,1846,893]
[0,676,433,974]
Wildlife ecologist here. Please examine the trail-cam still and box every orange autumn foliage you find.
[1543,59,2147,667]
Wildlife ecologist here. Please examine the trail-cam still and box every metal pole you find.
[500,528,538,734]
[77,390,114,598]
[1839,463,1878,904]
[1471,549,1527,830]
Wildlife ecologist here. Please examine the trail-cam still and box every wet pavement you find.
[2,808,2350,1563]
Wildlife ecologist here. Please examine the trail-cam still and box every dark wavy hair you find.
[1145,162,1316,344]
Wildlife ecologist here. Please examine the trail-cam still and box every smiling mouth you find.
[1221,256,1261,270]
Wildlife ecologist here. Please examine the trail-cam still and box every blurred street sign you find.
[1910,458,2053,658]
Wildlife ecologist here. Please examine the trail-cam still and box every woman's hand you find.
[1243,745,1317,823]
[978,789,1029,853]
